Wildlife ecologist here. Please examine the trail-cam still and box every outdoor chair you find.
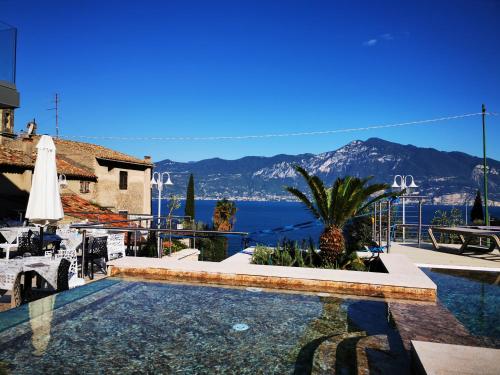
[363,224,398,254]
[56,258,71,291]
[85,236,108,279]
[56,225,83,284]
[17,232,43,257]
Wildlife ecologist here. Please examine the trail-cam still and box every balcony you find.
[0,21,19,108]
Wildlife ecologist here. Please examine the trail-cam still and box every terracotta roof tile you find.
[0,145,33,168]
[56,158,96,180]
[53,138,152,166]
[0,144,96,180]
[61,194,131,227]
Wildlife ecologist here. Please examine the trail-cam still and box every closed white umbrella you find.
[26,135,64,256]
[26,135,64,225]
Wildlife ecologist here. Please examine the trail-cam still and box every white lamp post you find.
[150,171,173,258]
[392,175,418,242]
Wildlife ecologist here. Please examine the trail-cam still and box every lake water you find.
[154,200,500,255]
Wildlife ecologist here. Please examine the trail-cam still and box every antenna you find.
[47,93,59,138]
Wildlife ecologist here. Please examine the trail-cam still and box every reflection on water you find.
[29,294,55,356]
[0,279,412,374]
[422,268,500,344]
[1,275,497,373]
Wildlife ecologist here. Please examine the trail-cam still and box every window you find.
[118,210,128,217]
[80,181,90,193]
[119,171,128,190]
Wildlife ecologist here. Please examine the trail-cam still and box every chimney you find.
[144,155,152,163]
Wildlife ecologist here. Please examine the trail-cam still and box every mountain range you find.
[155,138,500,205]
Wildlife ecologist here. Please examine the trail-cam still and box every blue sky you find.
[2,0,499,162]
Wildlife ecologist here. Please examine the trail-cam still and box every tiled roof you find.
[0,145,32,168]
[53,138,152,166]
[0,144,96,180]
[61,194,131,227]
[56,158,96,180]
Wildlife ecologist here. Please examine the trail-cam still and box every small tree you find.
[184,174,195,224]
[213,199,237,231]
[471,190,484,224]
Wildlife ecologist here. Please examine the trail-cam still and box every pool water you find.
[422,268,500,346]
[0,278,410,374]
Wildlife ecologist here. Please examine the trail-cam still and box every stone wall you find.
[0,170,31,193]
[56,142,151,214]
[93,161,151,214]
[61,179,97,201]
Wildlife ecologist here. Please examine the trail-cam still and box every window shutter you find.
[119,171,128,190]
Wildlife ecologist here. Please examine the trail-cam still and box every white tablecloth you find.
[0,257,62,291]
[0,227,32,244]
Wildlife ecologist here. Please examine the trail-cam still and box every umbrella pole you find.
[39,227,44,255]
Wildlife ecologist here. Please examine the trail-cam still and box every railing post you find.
[378,201,383,246]
[373,204,377,242]
[169,217,172,256]
[387,200,391,253]
[127,232,132,255]
[81,229,86,278]
[402,196,406,243]
[134,230,137,256]
[418,199,422,247]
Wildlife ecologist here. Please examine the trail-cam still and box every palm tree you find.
[285,166,393,265]
[213,199,237,231]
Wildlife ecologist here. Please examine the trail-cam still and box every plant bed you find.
[251,241,387,273]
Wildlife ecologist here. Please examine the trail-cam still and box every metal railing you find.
[70,216,248,260]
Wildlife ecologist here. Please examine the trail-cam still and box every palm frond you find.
[285,186,321,219]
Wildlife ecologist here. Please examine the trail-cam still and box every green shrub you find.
[431,208,464,243]
[343,216,377,253]
[251,239,367,271]
[252,245,274,265]
[162,239,188,255]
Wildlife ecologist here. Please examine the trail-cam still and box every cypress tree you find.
[185,174,195,222]
[470,190,484,224]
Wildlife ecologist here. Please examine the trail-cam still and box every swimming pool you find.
[421,267,500,347]
[0,272,497,374]
[0,278,411,374]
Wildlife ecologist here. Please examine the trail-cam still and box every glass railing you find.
[0,21,17,84]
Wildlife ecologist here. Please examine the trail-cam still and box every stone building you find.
[0,128,153,220]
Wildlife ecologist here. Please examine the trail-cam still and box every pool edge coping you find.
[108,253,437,301]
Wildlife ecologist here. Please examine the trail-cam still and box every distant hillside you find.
[155,138,500,205]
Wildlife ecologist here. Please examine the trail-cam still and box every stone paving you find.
[411,341,500,375]
[388,242,500,270]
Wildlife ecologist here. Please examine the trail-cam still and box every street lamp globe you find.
[392,175,402,189]
[150,175,158,186]
[164,173,173,186]
[407,177,418,189]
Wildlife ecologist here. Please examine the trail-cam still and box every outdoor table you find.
[0,226,32,243]
[0,256,62,307]
[0,227,63,259]
[0,227,32,259]
[428,226,500,253]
